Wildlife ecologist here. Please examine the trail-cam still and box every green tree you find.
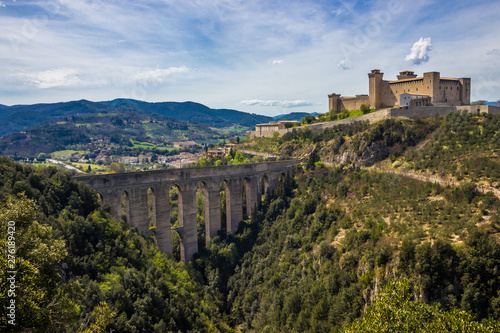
[80,302,116,333]
[345,279,499,332]
[0,195,79,331]
[301,115,315,125]
[306,147,320,170]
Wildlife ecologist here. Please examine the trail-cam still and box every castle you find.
[249,69,500,139]
[328,69,471,112]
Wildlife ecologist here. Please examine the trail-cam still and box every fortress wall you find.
[388,79,425,106]
[459,105,500,115]
[389,105,500,119]
[389,106,458,119]
[380,81,398,107]
[250,106,500,139]
[437,80,462,103]
[289,109,392,133]
[339,95,370,111]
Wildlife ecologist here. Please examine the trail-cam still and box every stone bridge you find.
[76,160,299,262]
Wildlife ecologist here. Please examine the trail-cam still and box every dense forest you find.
[0,157,228,332]
[1,112,500,332]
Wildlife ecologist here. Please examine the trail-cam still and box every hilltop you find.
[0,99,274,138]
[243,112,500,190]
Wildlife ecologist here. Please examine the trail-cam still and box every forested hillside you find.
[1,112,500,332]
[0,99,272,138]
[0,157,228,332]
[0,111,222,157]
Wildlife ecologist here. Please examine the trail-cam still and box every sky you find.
[1,0,499,116]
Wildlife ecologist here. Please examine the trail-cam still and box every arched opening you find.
[121,190,130,224]
[169,185,181,261]
[261,175,270,199]
[97,193,104,206]
[196,182,207,249]
[147,187,156,243]
[242,177,258,218]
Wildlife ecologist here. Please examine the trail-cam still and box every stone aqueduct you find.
[77,160,299,262]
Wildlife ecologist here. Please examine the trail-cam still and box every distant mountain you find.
[273,112,316,122]
[0,99,274,138]
[98,99,273,129]
[0,104,6,108]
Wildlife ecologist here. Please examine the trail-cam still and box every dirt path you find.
[323,160,499,197]
[239,149,283,158]
[48,159,85,174]
[366,166,500,197]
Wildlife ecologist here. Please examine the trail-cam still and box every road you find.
[47,159,85,174]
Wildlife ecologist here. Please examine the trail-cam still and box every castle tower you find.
[459,78,471,105]
[368,69,384,109]
[423,72,440,103]
[328,93,341,113]
[397,70,417,80]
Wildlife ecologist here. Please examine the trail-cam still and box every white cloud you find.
[405,37,432,65]
[132,67,189,85]
[272,59,283,65]
[23,68,82,89]
[337,58,350,70]
[487,49,500,57]
[240,99,313,108]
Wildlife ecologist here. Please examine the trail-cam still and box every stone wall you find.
[340,95,370,112]
[250,105,500,139]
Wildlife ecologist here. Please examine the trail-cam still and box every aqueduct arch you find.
[77,160,298,262]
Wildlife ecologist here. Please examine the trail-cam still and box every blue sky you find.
[1,0,499,116]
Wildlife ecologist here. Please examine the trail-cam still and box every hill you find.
[100,99,273,128]
[273,112,315,121]
[1,112,499,331]
[242,112,500,189]
[0,99,273,138]
[0,110,223,157]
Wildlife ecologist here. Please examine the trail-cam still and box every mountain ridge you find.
[0,99,275,138]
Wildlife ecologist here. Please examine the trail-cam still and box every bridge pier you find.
[101,189,122,222]
[245,177,259,217]
[129,187,150,236]
[178,184,198,263]
[226,178,243,234]
[205,182,221,242]
[154,185,171,255]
